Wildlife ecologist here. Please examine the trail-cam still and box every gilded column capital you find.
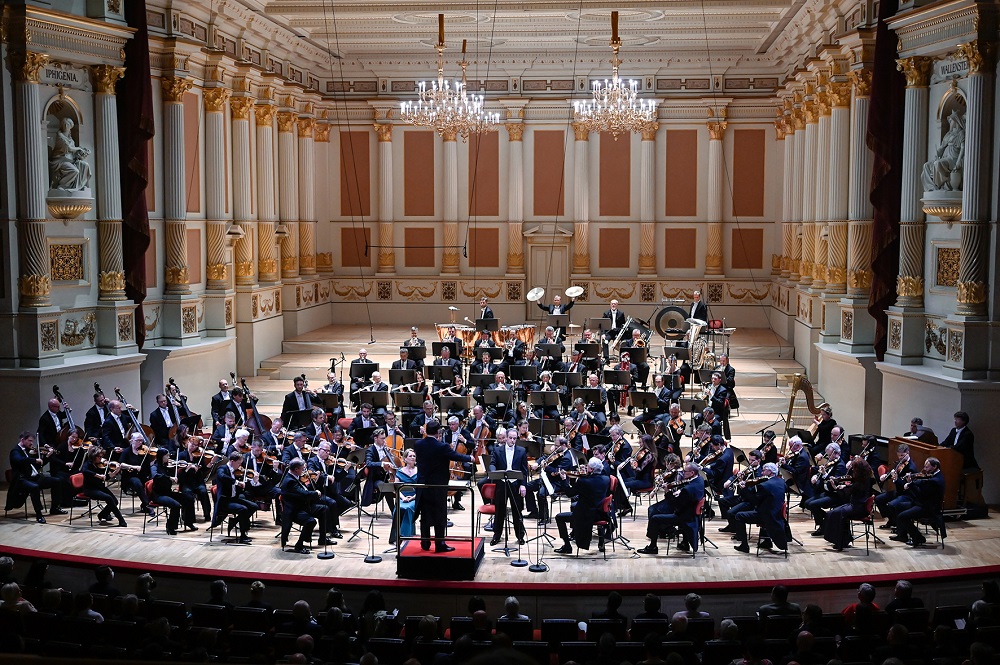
[774,118,786,140]
[89,64,125,94]
[374,122,393,142]
[505,123,524,142]
[815,91,831,116]
[277,111,297,133]
[849,69,872,97]
[98,271,126,294]
[161,76,193,103]
[230,96,253,120]
[896,275,924,298]
[442,130,457,142]
[707,120,727,140]
[792,109,806,131]
[828,81,852,107]
[957,280,988,305]
[641,121,660,141]
[896,56,933,87]
[957,40,991,74]
[298,117,315,138]
[572,122,589,141]
[203,87,231,113]
[803,100,817,124]
[314,123,331,143]
[11,51,49,83]
[254,104,277,126]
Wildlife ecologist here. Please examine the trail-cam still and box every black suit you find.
[621,341,650,386]
[37,410,66,449]
[478,306,495,320]
[557,473,611,550]
[940,426,978,469]
[414,434,472,549]
[689,300,708,323]
[895,471,946,545]
[149,406,180,449]
[7,444,63,516]
[212,463,257,535]
[708,384,732,439]
[101,414,128,453]
[489,443,529,543]
[432,357,461,389]
[538,300,574,339]
[211,391,233,426]
[349,359,375,406]
[84,404,108,441]
[281,390,313,425]
[391,359,417,372]
[279,473,322,549]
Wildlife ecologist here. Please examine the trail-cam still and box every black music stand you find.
[623,347,648,365]
[311,393,341,414]
[402,345,427,363]
[393,392,425,412]
[352,426,377,448]
[697,369,716,384]
[509,365,538,383]
[359,391,390,414]
[431,341,458,358]
[573,387,602,407]
[488,469,527,563]
[664,346,690,362]
[547,314,568,330]
[475,318,499,332]
[284,408,313,431]
[603,369,632,386]
[350,362,379,382]
[575,342,601,358]
[586,433,611,450]
[527,418,560,442]
[474,347,504,362]
[388,369,417,386]
[529,391,560,417]
[590,317,611,334]
[537,343,563,359]
[440,395,471,415]
[426,365,456,385]
[630,391,658,412]
[553,373,583,413]
[484,389,513,410]
[180,414,202,432]
[467,373,494,390]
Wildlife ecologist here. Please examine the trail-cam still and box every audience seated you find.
[758,585,801,620]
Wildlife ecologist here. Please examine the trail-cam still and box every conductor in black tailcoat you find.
[414,419,473,552]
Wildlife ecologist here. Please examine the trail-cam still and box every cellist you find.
[443,415,475,511]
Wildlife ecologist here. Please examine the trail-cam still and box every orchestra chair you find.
[847,494,880,555]
[755,502,789,558]
[276,493,304,551]
[575,494,615,560]
[663,496,706,558]
[141,479,169,534]
[67,472,103,526]
[917,501,947,548]
[3,469,30,520]
[476,482,497,533]
[630,484,658,520]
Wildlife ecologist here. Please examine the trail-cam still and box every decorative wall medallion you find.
[572,282,590,302]
[888,320,902,350]
[225,299,233,327]
[442,281,458,301]
[332,282,372,301]
[461,283,502,299]
[50,244,84,281]
[707,282,725,304]
[593,283,633,301]
[935,247,960,287]
[61,312,96,346]
[117,312,133,343]
[727,285,771,303]
[841,311,853,340]
[925,321,947,355]
[640,283,656,303]
[251,294,259,318]
[377,281,393,300]
[182,306,197,334]
[397,282,437,301]
[506,281,521,302]
[948,330,963,362]
[40,321,58,352]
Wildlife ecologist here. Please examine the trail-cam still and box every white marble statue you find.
[921,108,965,192]
[49,117,92,192]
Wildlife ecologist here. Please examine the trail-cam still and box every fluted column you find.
[639,122,658,274]
[313,121,333,273]
[255,103,278,283]
[375,122,395,273]
[812,96,830,290]
[442,221,459,274]
[89,64,127,301]
[800,101,818,286]
[780,117,795,278]
[571,122,590,274]
[892,57,933,307]
[277,111,299,279]
[204,87,231,290]
[790,109,805,281]
[506,122,525,273]
[230,96,256,286]
[826,81,851,294]
[443,131,458,222]
[705,120,726,276]
[782,223,793,280]
[162,76,193,295]
[847,70,874,296]
[297,116,316,276]
[955,41,990,317]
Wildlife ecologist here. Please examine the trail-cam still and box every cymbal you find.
[526,287,545,302]
[448,306,459,311]
[568,323,581,328]
[564,285,585,298]
[686,318,708,327]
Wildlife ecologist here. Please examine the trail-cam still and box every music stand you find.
[553,372,584,394]
[393,392,425,412]
[388,369,417,387]
[536,343,564,359]
[575,342,601,358]
[426,365,456,385]
[529,390,560,413]
[311,393,341,413]
[630,391,658,412]
[180,414,202,433]
[586,433,611,449]
[572,387,602,406]
[440,395,471,415]
[547,314,568,330]
[487,470,527,562]
[361,391,390,413]
[402,345,427,363]
[527,418,560,440]
[473,347,504,362]
[484,389,513,409]
[431,341,458,358]
[664,346,690,361]
[350,362,379,382]
[467,373,494,389]
[697,369,716,384]
[603,369,632,386]
[509,365,538,383]
[378,480,405,557]
[352,426,378,448]
[623,347,648,364]
[475,318,499,332]
[284,408,313,431]
[590,317,611,334]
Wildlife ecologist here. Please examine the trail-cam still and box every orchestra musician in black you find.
[280,458,326,554]
[554,458,612,554]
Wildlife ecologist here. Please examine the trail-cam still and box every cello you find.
[239,376,272,439]
[167,377,202,435]
[114,387,154,446]
[52,385,81,444]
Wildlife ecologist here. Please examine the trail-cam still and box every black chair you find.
[838,635,878,661]
[848,494,880,554]
[764,614,802,639]
[723,615,760,637]
[892,607,930,633]
[148,599,188,628]
[272,632,300,659]
[703,640,743,665]
[820,612,846,637]
[101,620,140,650]
[22,611,59,642]
[559,641,596,664]
[232,606,272,633]
[975,626,1000,649]
[761,637,792,663]
[918,504,947,548]
[931,605,969,628]
[587,617,627,641]
[228,630,268,659]
[449,616,474,641]
[512,640,549,665]
[412,639,453,664]
[496,618,533,642]
[663,640,698,663]
[617,641,645,663]
[404,614,441,642]
[190,603,231,629]
[366,637,408,664]
[61,616,99,646]
[813,635,839,660]
[541,618,579,647]
[686,617,716,646]
[630,618,670,641]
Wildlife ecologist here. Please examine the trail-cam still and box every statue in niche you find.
[48,117,92,192]
[921,108,965,192]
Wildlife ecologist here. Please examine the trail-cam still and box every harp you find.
[781,373,829,453]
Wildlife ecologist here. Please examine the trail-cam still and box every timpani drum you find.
[515,323,537,347]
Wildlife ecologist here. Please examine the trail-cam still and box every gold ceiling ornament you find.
[572,11,657,141]
[400,15,500,141]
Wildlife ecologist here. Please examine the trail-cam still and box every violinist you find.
[258,416,287,457]
[319,371,345,422]
[888,457,945,547]
[589,444,612,476]
[37,398,67,450]
[407,400,436,439]
[607,425,633,471]
[306,441,351,541]
[621,328,650,387]
[504,401,532,430]
[633,374,671,430]
[702,436,735,493]
[624,434,658,497]
[100,400,129,454]
[225,388,253,426]
[607,352,638,417]
[224,428,252,458]
[178,437,213,522]
[211,451,257,544]
[7,431,63,521]
[327,425,360,498]
[80,445,127,527]
[243,439,281,501]
[659,405,686,458]
[802,442,847,536]
[148,394,180,452]
[281,431,314,466]
[210,379,234,428]
[84,391,110,441]
[874,443,916,531]
[732,462,788,554]
[212,411,238,453]
[443,416,475,511]
[362,429,398,510]
[718,449,764,533]
[637,462,705,555]
[524,436,574,525]
[778,436,813,502]
[488,429,528,546]
[149,448,197,535]
[120,432,154,515]
[305,407,329,442]
[553,458,612,555]
[757,429,780,465]
[566,399,596,451]
[280,458,326,554]
[693,406,723,440]
[822,458,874,551]
[51,428,86,507]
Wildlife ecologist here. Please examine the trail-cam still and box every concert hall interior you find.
[3,0,1000,660]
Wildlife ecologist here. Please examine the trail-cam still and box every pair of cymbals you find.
[526,285,585,302]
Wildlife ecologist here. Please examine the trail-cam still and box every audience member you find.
[502,596,530,622]
[884,580,924,617]
[780,630,823,665]
[0,557,16,586]
[637,593,670,621]
[243,580,274,613]
[135,572,156,602]
[842,583,880,626]
[759,585,801,620]
[673,592,710,620]
[279,599,324,640]
[72,592,104,623]
[871,624,920,664]
[0,583,35,613]
[88,565,121,598]
[592,591,627,621]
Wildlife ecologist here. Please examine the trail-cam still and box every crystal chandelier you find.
[399,14,500,140]
[573,11,657,140]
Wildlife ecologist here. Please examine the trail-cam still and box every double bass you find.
[52,385,83,444]
[167,377,202,436]
[239,376,272,438]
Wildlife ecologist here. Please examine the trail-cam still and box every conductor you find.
[414,419,473,553]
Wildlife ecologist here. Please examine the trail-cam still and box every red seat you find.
[476,483,497,533]
[583,494,615,560]
[68,473,99,526]
[142,479,168,534]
